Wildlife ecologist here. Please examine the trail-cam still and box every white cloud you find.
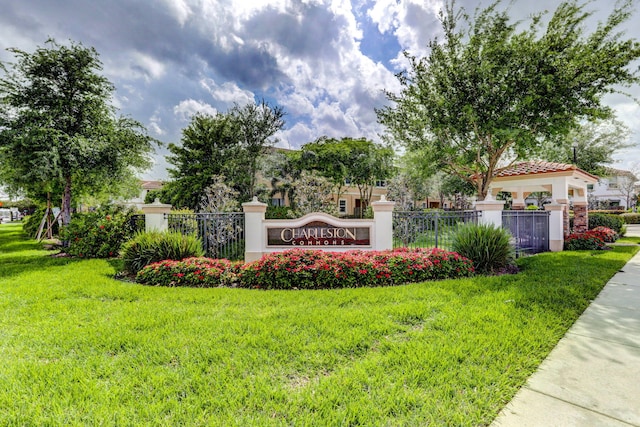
[200,79,255,106]
[162,0,193,26]
[173,99,218,122]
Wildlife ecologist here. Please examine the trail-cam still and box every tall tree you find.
[164,113,240,209]
[377,0,640,200]
[540,118,632,176]
[300,137,394,215]
[164,101,285,209]
[0,39,155,224]
[230,101,286,199]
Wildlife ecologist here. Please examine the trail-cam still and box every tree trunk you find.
[62,175,72,226]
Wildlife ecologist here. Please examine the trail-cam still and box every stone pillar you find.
[573,202,588,233]
[242,197,267,263]
[563,205,570,237]
[371,195,395,251]
[511,188,525,210]
[141,199,172,232]
[545,202,565,252]
[475,193,505,228]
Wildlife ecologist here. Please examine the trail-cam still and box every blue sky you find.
[1,0,639,182]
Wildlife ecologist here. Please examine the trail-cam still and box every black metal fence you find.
[502,210,550,256]
[393,210,481,251]
[167,213,245,261]
[128,214,146,233]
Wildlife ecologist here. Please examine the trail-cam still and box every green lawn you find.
[1,222,637,426]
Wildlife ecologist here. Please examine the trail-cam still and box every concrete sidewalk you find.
[492,225,640,427]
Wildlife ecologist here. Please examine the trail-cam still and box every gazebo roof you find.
[493,161,599,181]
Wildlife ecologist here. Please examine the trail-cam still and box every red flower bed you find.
[136,257,241,287]
[238,248,475,290]
[564,231,606,250]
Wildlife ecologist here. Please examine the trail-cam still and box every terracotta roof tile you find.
[493,161,576,177]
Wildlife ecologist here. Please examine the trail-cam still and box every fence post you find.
[371,196,395,250]
[242,197,267,263]
[141,198,172,232]
[544,202,564,252]
[475,192,505,228]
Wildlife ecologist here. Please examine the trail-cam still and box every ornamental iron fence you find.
[393,210,481,251]
[502,210,550,256]
[167,213,245,261]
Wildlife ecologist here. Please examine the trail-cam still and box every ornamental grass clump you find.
[238,248,474,290]
[451,223,515,275]
[120,231,204,275]
[136,257,240,287]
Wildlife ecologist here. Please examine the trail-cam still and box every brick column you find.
[563,205,570,237]
[573,202,588,233]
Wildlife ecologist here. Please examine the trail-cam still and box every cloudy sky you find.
[1,0,639,180]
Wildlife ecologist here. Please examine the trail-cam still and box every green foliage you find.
[299,137,394,215]
[238,248,474,290]
[120,231,204,275]
[165,101,285,209]
[22,207,58,238]
[136,257,240,287]
[621,213,640,224]
[0,222,639,426]
[377,0,640,200]
[61,206,138,258]
[0,39,155,225]
[452,223,515,274]
[266,205,294,219]
[564,231,606,250]
[588,213,625,234]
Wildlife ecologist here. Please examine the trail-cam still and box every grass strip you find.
[0,222,637,426]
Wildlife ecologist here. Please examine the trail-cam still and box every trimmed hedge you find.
[564,231,606,250]
[137,257,240,287]
[588,213,625,234]
[620,213,640,224]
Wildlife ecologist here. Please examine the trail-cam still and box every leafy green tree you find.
[164,101,285,209]
[540,118,632,176]
[231,101,286,199]
[300,137,394,215]
[164,113,240,209]
[0,39,155,225]
[378,0,640,200]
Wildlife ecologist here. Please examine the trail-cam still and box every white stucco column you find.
[545,202,565,252]
[371,195,395,251]
[242,197,267,263]
[475,193,505,228]
[141,199,172,232]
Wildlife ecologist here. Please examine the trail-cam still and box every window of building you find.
[338,199,347,214]
[271,198,285,207]
[375,180,387,187]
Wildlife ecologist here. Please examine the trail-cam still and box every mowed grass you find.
[1,222,637,426]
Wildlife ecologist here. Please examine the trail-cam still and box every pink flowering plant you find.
[136,257,241,287]
[589,226,618,243]
[564,230,606,250]
[238,248,474,290]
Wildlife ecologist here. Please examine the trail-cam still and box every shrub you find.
[238,248,474,290]
[564,231,606,250]
[266,205,294,219]
[451,223,515,275]
[590,226,618,243]
[61,205,137,258]
[620,213,640,224]
[588,213,624,234]
[136,257,239,287]
[120,231,204,275]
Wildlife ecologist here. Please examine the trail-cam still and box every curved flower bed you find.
[135,248,475,289]
[238,248,475,290]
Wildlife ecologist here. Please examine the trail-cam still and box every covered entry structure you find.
[477,161,599,251]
